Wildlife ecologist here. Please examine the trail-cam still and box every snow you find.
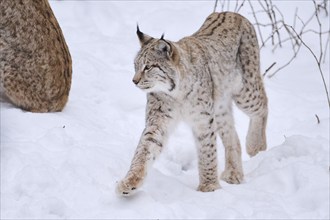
[1,1,329,219]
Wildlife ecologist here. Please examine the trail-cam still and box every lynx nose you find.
[132,78,140,85]
[132,72,142,85]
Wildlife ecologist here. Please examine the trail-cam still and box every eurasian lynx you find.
[117,12,268,196]
[0,0,72,112]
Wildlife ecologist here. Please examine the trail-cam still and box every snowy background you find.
[1,0,329,219]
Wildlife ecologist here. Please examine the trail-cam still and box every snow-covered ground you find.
[1,1,329,219]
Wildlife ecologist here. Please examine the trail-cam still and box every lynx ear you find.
[137,25,153,46]
[157,39,179,64]
[157,40,172,57]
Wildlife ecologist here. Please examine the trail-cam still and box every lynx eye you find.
[144,65,152,71]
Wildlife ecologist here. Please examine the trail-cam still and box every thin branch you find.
[263,62,276,77]
[315,114,320,124]
[235,0,246,12]
[213,0,219,13]
[269,29,329,51]
[323,33,330,63]
[286,25,330,108]
[313,0,324,63]
[248,0,265,46]
[268,44,301,78]
[293,7,298,29]
[220,0,226,11]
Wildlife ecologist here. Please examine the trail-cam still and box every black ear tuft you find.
[136,24,153,46]
[159,33,170,53]
[137,24,144,42]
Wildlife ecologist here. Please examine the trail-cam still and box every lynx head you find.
[133,26,180,94]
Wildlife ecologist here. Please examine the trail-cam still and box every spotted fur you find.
[117,12,268,196]
[0,0,72,112]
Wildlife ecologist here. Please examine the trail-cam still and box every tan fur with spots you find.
[0,0,72,112]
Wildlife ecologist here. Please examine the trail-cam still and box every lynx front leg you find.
[116,93,176,196]
[192,113,220,192]
[116,127,165,196]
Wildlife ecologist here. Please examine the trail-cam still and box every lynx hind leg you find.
[234,84,268,158]
[216,104,244,184]
[246,113,267,157]
[234,90,267,157]
[235,19,268,157]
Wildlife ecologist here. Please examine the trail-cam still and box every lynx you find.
[0,0,72,112]
[117,12,268,196]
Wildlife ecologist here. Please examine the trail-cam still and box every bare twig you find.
[313,0,324,63]
[220,0,226,11]
[268,44,301,78]
[263,62,276,77]
[323,33,330,63]
[269,29,329,51]
[269,0,282,47]
[234,0,239,12]
[235,0,246,12]
[293,7,298,29]
[213,0,219,12]
[248,0,265,46]
[317,0,329,16]
[227,0,230,11]
[315,114,320,124]
[286,25,330,108]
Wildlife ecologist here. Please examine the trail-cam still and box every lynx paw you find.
[247,144,266,157]
[116,173,144,197]
[197,182,220,192]
[116,180,138,196]
[221,169,244,184]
